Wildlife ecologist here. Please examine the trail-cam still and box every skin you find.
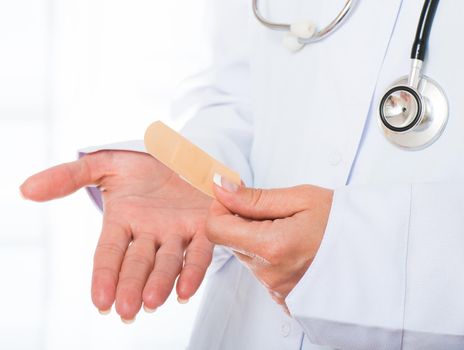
[21,150,333,320]
[20,150,213,322]
[207,178,334,310]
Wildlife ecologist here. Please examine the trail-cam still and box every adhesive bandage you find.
[144,121,241,198]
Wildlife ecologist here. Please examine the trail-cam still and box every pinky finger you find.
[176,235,213,302]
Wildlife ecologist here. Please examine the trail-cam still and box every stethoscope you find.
[252,0,359,52]
[253,0,449,150]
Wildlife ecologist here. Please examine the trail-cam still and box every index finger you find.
[20,152,107,202]
[206,201,269,257]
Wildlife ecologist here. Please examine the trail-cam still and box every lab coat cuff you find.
[78,140,146,155]
[286,184,412,349]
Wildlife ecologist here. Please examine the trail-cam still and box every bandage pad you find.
[144,121,241,198]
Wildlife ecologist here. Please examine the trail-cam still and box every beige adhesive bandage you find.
[144,121,241,198]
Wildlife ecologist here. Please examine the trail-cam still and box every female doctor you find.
[20,0,464,349]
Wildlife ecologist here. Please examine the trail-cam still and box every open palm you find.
[21,150,213,321]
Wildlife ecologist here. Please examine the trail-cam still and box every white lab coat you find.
[81,0,464,349]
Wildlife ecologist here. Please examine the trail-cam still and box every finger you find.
[91,219,131,314]
[206,205,270,261]
[233,248,270,268]
[20,152,108,202]
[213,175,316,220]
[142,236,185,310]
[176,234,213,301]
[115,235,156,321]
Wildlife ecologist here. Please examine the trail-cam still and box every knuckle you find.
[169,233,186,245]
[158,233,185,247]
[136,234,156,247]
[183,262,207,275]
[153,268,176,281]
[188,246,213,260]
[117,275,145,287]
[92,266,119,280]
[248,188,264,208]
[157,251,183,266]
[94,150,114,174]
[96,242,125,257]
[124,253,152,269]
[65,163,81,189]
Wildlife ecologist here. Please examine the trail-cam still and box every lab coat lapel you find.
[328,0,405,186]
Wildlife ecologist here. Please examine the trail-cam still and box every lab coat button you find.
[280,322,291,337]
[329,151,343,166]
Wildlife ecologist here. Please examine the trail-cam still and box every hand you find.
[20,151,213,322]
[206,176,333,311]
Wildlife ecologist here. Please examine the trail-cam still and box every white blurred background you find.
[0,0,211,348]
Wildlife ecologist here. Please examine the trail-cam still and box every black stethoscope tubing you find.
[379,0,440,133]
[411,0,440,61]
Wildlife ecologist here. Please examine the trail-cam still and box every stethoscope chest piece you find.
[377,0,448,151]
[378,75,449,150]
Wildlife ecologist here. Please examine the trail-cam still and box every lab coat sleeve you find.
[167,0,254,272]
[286,182,464,350]
[172,0,253,187]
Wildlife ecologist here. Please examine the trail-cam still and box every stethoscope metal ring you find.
[379,85,423,133]
[378,75,449,151]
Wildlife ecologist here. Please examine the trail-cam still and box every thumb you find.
[20,152,106,202]
[212,173,310,220]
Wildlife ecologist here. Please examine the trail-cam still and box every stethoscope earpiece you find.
[252,0,358,50]
[282,32,305,52]
[282,21,317,53]
[290,21,317,40]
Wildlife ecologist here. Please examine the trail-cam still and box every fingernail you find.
[177,296,189,304]
[213,173,239,193]
[121,317,135,324]
[98,308,111,315]
[19,186,27,200]
[143,304,157,313]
